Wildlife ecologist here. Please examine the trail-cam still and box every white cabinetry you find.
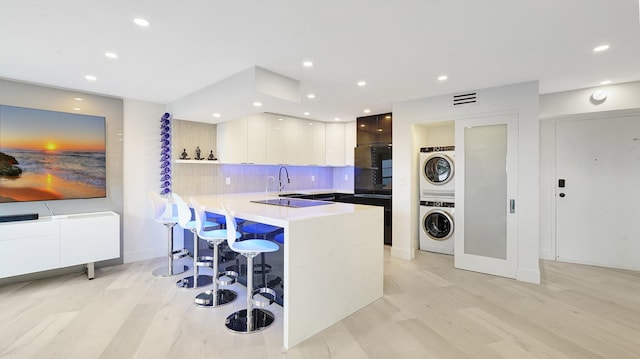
[326,122,346,166]
[0,211,120,279]
[216,113,349,166]
[217,117,248,163]
[247,114,268,164]
[344,121,356,166]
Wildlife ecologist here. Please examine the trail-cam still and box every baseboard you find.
[124,247,166,264]
[517,267,541,284]
[390,246,414,260]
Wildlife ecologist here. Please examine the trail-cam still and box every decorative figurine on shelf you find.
[180,148,190,160]
[194,146,203,160]
[207,150,217,161]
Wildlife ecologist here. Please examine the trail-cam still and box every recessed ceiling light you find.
[363,109,371,113]
[303,61,313,67]
[307,94,316,99]
[360,124,366,127]
[593,44,610,52]
[304,112,310,116]
[278,118,283,121]
[357,81,366,87]
[600,80,612,85]
[309,122,313,126]
[134,18,150,27]
[74,97,83,101]
[105,52,118,59]
[377,129,383,132]
[73,107,81,111]
[253,101,262,107]
[438,75,448,81]
[85,75,97,81]
[212,113,221,118]
[334,117,340,121]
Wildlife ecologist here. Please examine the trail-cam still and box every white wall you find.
[539,81,640,260]
[122,99,169,263]
[393,81,540,283]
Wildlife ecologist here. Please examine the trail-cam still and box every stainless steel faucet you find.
[278,166,290,193]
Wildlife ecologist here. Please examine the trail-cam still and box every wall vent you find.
[452,92,478,107]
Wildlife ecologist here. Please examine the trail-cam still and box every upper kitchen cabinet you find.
[357,113,392,145]
[247,114,268,164]
[345,121,356,166]
[217,113,328,165]
[217,116,248,163]
[326,122,346,166]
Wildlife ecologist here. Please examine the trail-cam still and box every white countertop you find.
[193,192,364,226]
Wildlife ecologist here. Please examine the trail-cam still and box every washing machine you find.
[419,146,455,198]
[419,198,455,255]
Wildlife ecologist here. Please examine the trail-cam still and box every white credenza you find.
[0,211,120,280]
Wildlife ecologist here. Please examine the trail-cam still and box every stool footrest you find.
[251,287,276,308]
[196,255,213,267]
[172,248,189,259]
[217,270,237,286]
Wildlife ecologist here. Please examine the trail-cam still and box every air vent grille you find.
[452,92,478,107]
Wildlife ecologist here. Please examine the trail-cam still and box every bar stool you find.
[242,222,280,287]
[191,199,240,308]
[172,193,220,289]
[149,191,189,277]
[222,203,279,333]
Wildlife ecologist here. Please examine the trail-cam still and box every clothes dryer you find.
[419,146,455,199]
[419,198,455,255]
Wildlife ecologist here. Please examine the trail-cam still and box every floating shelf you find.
[174,159,220,164]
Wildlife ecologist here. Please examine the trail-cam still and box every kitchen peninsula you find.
[193,192,383,349]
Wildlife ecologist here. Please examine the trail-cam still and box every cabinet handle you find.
[509,199,516,214]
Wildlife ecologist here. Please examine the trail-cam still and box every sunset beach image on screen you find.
[0,105,106,203]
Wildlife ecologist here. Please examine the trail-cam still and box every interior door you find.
[454,114,518,278]
[556,114,640,270]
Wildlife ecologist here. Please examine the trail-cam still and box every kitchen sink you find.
[250,198,333,208]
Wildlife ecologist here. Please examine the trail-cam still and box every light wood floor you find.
[1,247,640,359]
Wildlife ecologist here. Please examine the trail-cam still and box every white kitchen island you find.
[193,193,384,349]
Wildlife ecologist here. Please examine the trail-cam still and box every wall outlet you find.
[225,177,231,185]
[311,175,315,182]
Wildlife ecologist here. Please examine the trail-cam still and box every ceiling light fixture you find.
[303,112,310,116]
[593,44,610,52]
[134,18,150,27]
[307,94,316,99]
[74,97,83,101]
[438,75,448,81]
[73,107,81,111]
[105,52,118,59]
[212,113,221,118]
[85,75,97,81]
[600,80,612,85]
[253,101,262,107]
[334,118,340,121]
[357,81,366,87]
[363,109,371,114]
[302,61,313,67]
[278,118,283,121]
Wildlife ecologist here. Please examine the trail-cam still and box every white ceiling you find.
[1,0,639,123]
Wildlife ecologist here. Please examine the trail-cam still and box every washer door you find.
[422,209,454,241]
[423,154,454,185]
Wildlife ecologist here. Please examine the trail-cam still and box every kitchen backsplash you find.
[172,163,353,197]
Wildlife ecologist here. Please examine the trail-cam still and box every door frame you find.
[543,109,640,260]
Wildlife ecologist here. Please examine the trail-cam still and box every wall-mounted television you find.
[0,104,106,203]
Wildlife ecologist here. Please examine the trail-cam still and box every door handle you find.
[510,199,515,214]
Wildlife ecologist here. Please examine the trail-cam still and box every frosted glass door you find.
[454,114,518,279]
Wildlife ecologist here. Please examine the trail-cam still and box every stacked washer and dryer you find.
[419,146,456,255]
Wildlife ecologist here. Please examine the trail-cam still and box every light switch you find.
[225,177,231,185]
